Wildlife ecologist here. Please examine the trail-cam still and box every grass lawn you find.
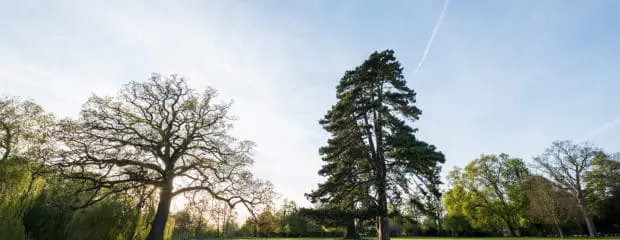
[184,238,620,240]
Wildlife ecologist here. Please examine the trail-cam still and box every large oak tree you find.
[55,74,275,240]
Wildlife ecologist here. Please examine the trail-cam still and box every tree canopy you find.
[533,140,600,237]
[53,74,276,240]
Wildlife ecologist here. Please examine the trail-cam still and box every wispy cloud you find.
[574,117,620,142]
[409,0,450,80]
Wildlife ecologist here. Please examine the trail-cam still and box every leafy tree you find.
[0,95,55,162]
[444,154,529,236]
[585,152,620,233]
[274,200,309,237]
[282,211,308,236]
[311,49,445,240]
[256,208,278,237]
[65,198,136,240]
[443,214,471,237]
[240,217,257,236]
[585,152,620,208]
[54,74,276,240]
[533,140,600,237]
[22,177,83,240]
[444,168,502,233]
[0,96,54,239]
[173,209,196,239]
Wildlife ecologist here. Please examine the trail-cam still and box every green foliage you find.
[171,207,213,239]
[22,190,74,240]
[0,215,26,240]
[585,152,620,208]
[443,154,529,235]
[585,152,620,233]
[0,96,53,239]
[257,208,278,236]
[0,157,45,219]
[164,216,175,240]
[65,199,136,240]
[442,214,471,236]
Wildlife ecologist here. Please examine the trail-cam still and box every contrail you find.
[574,117,620,142]
[410,0,451,80]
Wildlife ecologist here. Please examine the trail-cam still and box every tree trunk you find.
[376,216,389,240]
[578,196,597,237]
[343,218,359,240]
[375,172,389,240]
[583,214,597,237]
[505,221,516,237]
[146,181,173,240]
[555,224,564,238]
[253,218,258,238]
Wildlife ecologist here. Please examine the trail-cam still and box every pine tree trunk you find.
[375,164,389,240]
[373,85,389,240]
[343,218,359,240]
[146,181,173,240]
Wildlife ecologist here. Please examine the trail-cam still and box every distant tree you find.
[585,152,620,208]
[311,50,445,240]
[407,166,444,231]
[443,214,471,237]
[256,208,278,237]
[522,176,578,238]
[444,167,503,234]
[299,206,374,239]
[533,140,599,237]
[275,200,309,237]
[443,154,529,236]
[240,217,257,237]
[585,152,620,233]
[65,198,137,240]
[173,209,195,238]
[54,74,276,240]
[0,95,55,163]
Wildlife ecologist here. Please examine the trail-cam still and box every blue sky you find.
[2,0,620,218]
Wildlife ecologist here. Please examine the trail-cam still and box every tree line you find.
[443,146,620,237]
[171,199,358,239]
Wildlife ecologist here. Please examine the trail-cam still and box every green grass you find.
[185,238,620,240]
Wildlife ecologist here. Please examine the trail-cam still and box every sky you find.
[1,0,620,221]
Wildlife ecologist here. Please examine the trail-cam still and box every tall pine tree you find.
[310,50,445,240]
